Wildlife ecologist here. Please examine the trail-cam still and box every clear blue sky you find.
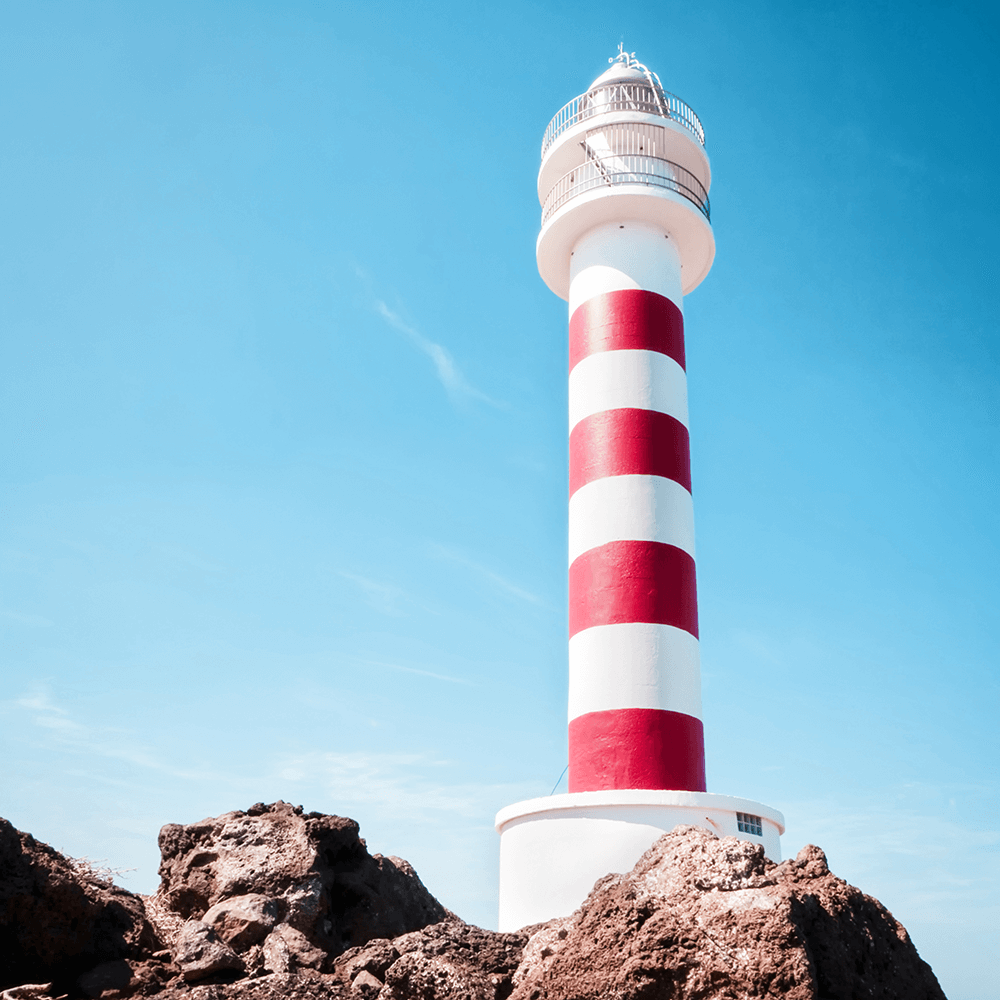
[1,3,997,997]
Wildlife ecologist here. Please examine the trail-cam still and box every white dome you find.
[587,62,649,90]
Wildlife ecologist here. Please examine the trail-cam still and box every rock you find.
[261,924,327,974]
[77,960,133,997]
[201,894,279,951]
[376,919,529,1000]
[349,969,382,996]
[1,809,950,1000]
[0,818,160,993]
[0,986,55,1000]
[508,826,947,1000]
[155,801,447,960]
[379,951,496,1000]
[143,970,353,1000]
[173,921,244,982]
[336,938,399,983]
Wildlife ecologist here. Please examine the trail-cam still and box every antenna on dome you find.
[608,45,667,115]
[610,42,637,67]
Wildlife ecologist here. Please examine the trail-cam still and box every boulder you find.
[201,894,279,950]
[0,818,159,993]
[261,923,326,974]
[154,801,448,962]
[336,938,399,983]
[508,826,947,1000]
[173,920,244,982]
[349,969,383,996]
[373,919,530,1000]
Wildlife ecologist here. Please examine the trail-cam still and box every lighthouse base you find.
[495,789,785,931]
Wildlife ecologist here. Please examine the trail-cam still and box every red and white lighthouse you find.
[496,50,784,930]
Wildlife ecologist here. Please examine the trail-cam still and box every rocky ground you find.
[0,801,946,999]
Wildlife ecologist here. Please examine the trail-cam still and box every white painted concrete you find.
[496,790,785,930]
[568,349,688,428]
[569,222,683,315]
[537,62,712,212]
[567,621,702,721]
[568,475,695,564]
[539,187,714,301]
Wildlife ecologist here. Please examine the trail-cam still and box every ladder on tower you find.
[580,139,614,187]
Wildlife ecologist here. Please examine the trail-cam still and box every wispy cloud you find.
[339,571,414,617]
[272,749,517,820]
[12,687,230,782]
[353,656,473,686]
[781,786,1000,927]
[372,299,502,409]
[1,609,55,627]
[431,545,546,607]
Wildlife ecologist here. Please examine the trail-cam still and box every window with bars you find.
[737,812,763,837]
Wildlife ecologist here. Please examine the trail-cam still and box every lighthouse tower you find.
[495,50,784,931]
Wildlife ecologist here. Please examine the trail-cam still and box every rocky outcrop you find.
[153,800,448,972]
[0,807,947,999]
[336,921,529,1000]
[0,818,159,993]
[508,826,946,1000]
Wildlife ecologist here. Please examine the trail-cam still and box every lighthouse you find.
[496,50,784,931]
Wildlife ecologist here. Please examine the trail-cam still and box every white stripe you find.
[568,622,702,721]
[569,475,695,565]
[569,222,683,316]
[569,349,688,431]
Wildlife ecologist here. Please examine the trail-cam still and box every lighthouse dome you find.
[587,61,649,91]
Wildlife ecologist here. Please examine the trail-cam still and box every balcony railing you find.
[542,83,705,159]
[541,154,711,226]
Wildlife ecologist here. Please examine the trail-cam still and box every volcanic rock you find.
[508,825,946,1000]
[260,923,327,974]
[154,801,447,961]
[350,920,530,1000]
[201,894,280,951]
[173,921,244,982]
[0,818,159,993]
[0,806,948,999]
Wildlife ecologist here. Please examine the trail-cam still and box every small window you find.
[737,812,763,837]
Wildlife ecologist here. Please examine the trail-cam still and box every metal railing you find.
[541,153,711,225]
[541,83,705,159]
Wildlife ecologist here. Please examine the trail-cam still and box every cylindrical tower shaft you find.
[567,221,704,792]
[495,53,783,932]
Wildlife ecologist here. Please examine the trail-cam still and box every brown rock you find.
[379,951,496,1000]
[349,969,382,996]
[155,802,447,961]
[201,895,279,951]
[147,970,353,1000]
[173,921,244,983]
[261,923,327,974]
[77,960,133,998]
[0,818,160,993]
[509,826,947,1000]
[378,919,530,1000]
[336,938,399,983]
[0,986,56,1000]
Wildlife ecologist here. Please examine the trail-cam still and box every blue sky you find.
[1,2,997,997]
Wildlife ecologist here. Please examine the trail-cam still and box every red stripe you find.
[568,708,706,792]
[569,289,685,373]
[569,540,698,639]
[569,408,691,497]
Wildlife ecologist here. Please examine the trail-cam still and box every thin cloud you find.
[431,545,547,607]
[272,750,514,820]
[354,656,473,687]
[373,300,503,409]
[12,687,231,782]
[339,571,413,618]
[2,609,55,627]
